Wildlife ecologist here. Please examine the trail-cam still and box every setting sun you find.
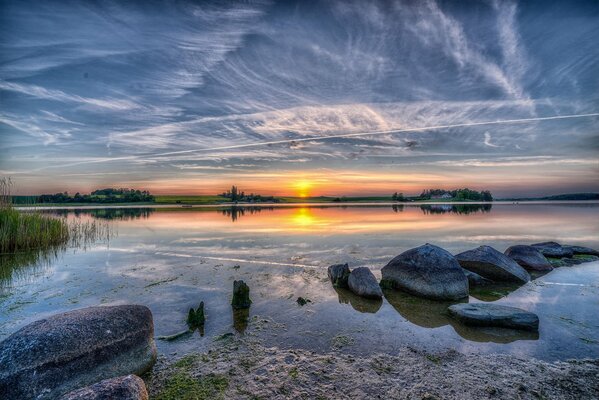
[294,180,312,198]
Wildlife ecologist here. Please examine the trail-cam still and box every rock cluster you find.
[327,264,382,299]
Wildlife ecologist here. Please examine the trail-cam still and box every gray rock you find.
[348,267,383,299]
[448,303,539,331]
[461,268,493,286]
[456,245,530,284]
[381,244,469,300]
[327,263,350,288]
[60,375,148,400]
[563,245,599,257]
[504,245,553,271]
[0,305,156,400]
[531,241,574,258]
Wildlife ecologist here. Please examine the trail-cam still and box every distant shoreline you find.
[14,199,599,210]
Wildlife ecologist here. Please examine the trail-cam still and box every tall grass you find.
[0,177,111,253]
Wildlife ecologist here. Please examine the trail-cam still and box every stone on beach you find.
[0,305,156,400]
[531,241,574,258]
[447,303,539,331]
[59,375,148,400]
[347,267,383,299]
[455,245,530,284]
[381,244,469,300]
[327,263,350,288]
[504,245,553,271]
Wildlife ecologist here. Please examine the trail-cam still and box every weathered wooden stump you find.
[231,280,252,309]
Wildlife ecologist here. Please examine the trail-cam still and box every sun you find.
[294,180,312,198]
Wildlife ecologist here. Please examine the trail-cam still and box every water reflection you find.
[383,289,464,329]
[420,204,492,215]
[221,206,274,222]
[469,283,522,302]
[233,308,250,334]
[50,208,154,220]
[334,287,383,313]
[382,289,538,343]
[0,250,58,292]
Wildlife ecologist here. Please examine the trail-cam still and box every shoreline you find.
[147,328,599,400]
[14,199,599,211]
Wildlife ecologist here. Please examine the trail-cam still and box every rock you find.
[504,245,553,271]
[0,305,156,400]
[456,245,530,284]
[59,375,148,400]
[448,303,539,331]
[231,280,251,309]
[327,263,350,288]
[347,267,383,299]
[531,241,574,258]
[381,244,469,300]
[563,245,599,257]
[461,268,493,286]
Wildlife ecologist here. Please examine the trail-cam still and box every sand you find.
[147,332,599,400]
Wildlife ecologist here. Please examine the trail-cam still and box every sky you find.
[0,0,598,198]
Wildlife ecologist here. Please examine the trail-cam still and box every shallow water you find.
[1,203,598,361]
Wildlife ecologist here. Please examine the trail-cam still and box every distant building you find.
[431,193,452,200]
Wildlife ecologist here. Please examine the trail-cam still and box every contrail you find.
[24,112,599,171]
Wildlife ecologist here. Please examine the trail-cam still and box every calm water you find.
[1,203,598,361]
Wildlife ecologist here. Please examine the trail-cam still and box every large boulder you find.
[348,267,383,299]
[456,245,530,284]
[327,263,350,288]
[448,303,539,331]
[0,305,156,400]
[461,268,493,286]
[60,375,148,400]
[381,244,468,300]
[504,245,553,271]
[563,245,599,257]
[531,241,574,258]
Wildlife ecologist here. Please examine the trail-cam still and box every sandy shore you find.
[147,332,599,400]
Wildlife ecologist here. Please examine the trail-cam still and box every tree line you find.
[220,186,279,203]
[38,188,154,204]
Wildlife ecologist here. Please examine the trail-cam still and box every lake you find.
[1,203,598,361]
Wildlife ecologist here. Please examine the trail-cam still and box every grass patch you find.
[154,371,229,400]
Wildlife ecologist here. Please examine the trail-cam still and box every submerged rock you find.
[296,297,311,306]
[456,245,530,284]
[348,267,383,299]
[531,241,574,258]
[0,305,156,400]
[461,268,493,286]
[504,245,553,271]
[231,280,252,309]
[447,303,539,332]
[59,375,148,400]
[381,244,468,300]
[327,263,350,288]
[563,245,599,257]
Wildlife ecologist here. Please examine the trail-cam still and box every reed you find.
[0,177,111,253]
